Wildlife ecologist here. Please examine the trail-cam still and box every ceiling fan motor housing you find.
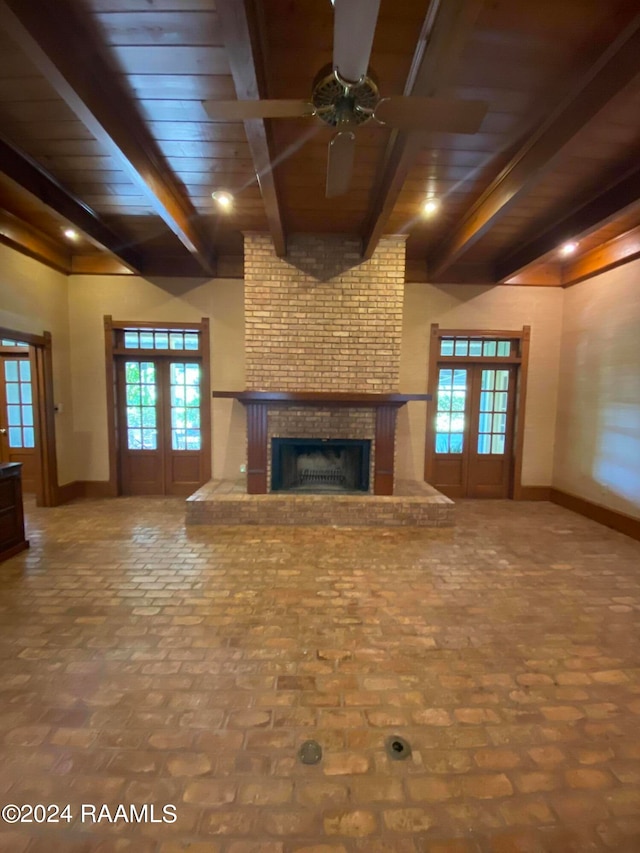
[311,63,379,126]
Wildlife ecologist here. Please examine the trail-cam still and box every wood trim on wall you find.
[104,316,119,497]
[200,317,212,484]
[38,333,59,506]
[551,488,640,542]
[424,324,531,500]
[518,486,551,501]
[57,481,82,503]
[374,405,398,495]
[512,325,531,500]
[0,326,47,348]
[1,324,58,506]
[110,320,204,331]
[57,481,114,503]
[423,324,441,486]
[246,402,268,494]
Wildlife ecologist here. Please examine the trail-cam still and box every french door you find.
[0,344,40,493]
[432,363,516,498]
[116,358,205,496]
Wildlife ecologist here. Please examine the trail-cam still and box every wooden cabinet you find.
[0,462,29,563]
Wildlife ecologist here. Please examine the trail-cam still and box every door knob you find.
[0,428,7,434]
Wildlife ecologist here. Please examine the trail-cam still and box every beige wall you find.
[398,282,564,485]
[553,258,640,519]
[4,239,638,518]
[67,274,246,482]
[0,244,76,484]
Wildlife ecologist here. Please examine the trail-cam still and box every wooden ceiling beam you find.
[0,209,71,273]
[362,0,484,260]
[215,0,286,257]
[0,0,216,275]
[495,159,640,280]
[0,138,144,273]
[70,256,134,276]
[561,224,640,287]
[429,13,640,277]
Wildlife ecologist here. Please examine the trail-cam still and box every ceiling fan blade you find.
[374,97,488,134]
[326,131,356,198]
[202,99,314,121]
[333,0,381,83]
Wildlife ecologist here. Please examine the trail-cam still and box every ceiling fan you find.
[203,0,487,197]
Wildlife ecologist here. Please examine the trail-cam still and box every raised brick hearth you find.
[186,478,454,527]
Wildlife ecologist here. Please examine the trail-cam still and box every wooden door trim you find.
[104,316,119,496]
[200,318,212,484]
[0,325,57,506]
[0,326,47,348]
[110,320,204,331]
[424,324,441,485]
[105,316,211,496]
[424,324,531,499]
[512,326,531,500]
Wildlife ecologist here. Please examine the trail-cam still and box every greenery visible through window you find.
[440,337,511,358]
[170,363,201,450]
[125,361,157,450]
[435,368,466,454]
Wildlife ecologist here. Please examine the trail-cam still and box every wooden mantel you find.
[212,390,431,406]
[212,390,432,495]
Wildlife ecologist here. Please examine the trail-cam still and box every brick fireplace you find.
[244,233,404,393]
[222,233,424,496]
[194,233,452,526]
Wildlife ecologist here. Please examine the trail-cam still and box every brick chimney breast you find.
[244,233,406,392]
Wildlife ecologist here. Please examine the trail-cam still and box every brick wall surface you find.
[244,233,405,392]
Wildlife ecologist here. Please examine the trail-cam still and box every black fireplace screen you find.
[271,438,371,493]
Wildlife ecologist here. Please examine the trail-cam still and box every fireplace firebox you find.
[271,438,371,493]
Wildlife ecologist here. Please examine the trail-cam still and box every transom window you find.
[121,329,200,351]
[1,339,29,348]
[440,337,512,357]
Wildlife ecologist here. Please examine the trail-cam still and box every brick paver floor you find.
[1,497,640,852]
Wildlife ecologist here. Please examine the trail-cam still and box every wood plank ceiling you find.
[0,0,639,284]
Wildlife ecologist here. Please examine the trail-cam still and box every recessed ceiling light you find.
[63,228,78,240]
[560,241,578,256]
[422,197,440,216]
[212,190,233,210]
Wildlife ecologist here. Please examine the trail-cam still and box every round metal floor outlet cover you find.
[385,735,411,760]
[298,740,322,765]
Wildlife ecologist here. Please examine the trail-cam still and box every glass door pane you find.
[3,359,35,448]
[170,362,201,450]
[124,361,158,450]
[477,369,510,455]
[435,367,467,454]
